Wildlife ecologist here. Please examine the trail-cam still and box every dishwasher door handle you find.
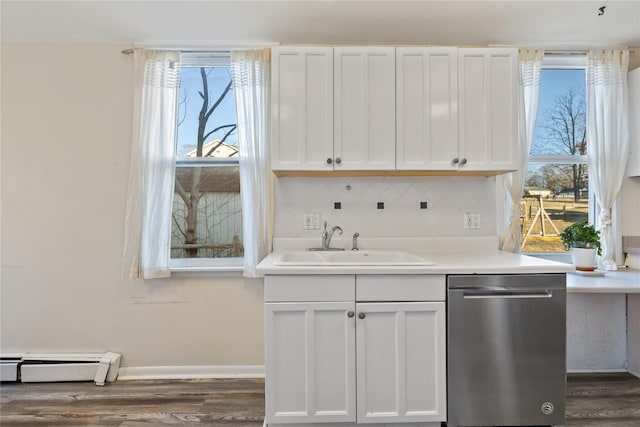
[462,290,553,299]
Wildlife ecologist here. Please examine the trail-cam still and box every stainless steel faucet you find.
[321,221,343,250]
[352,232,360,251]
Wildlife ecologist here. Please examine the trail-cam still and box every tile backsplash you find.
[275,176,498,238]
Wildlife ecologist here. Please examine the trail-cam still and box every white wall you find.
[2,43,638,372]
[0,43,497,372]
[566,293,628,372]
[619,176,640,237]
[0,44,264,369]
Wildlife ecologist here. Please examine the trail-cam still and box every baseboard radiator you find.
[0,352,121,386]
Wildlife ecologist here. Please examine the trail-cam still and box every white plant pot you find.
[571,247,597,271]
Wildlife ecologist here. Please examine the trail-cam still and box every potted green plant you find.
[559,220,602,271]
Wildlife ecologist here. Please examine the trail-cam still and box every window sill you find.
[169,257,244,277]
[170,266,244,277]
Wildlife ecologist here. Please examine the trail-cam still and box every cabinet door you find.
[396,47,459,170]
[627,68,640,177]
[458,48,518,171]
[334,47,396,170]
[271,47,334,171]
[265,302,356,424]
[356,302,446,423]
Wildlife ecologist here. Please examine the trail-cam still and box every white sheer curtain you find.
[500,49,543,253]
[586,49,630,270]
[122,50,181,279]
[231,49,274,277]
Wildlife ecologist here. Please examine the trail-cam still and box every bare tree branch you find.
[172,213,187,238]
[174,179,190,205]
[177,91,189,127]
[172,66,239,258]
[536,86,588,201]
[203,124,236,144]
[204,80,233,124]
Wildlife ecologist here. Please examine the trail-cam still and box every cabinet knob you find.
[452,158,459,164]
[347,311,355,318]
[460,158,467,165]
[358,312,366,319]
[326,158,333,164]
[335,157,342,164]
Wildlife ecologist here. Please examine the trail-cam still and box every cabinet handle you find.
[347,311,355,318]
[358,312,366,319]
[335,157,342,164]
[452,158,459,164]
[326,158,333,164]
[460,158,467,165]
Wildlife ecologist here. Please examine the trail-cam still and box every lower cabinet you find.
[265,301,357,423]
[356,302,446,423]
[264,275,446,426]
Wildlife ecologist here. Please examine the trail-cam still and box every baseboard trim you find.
[627,368,640,379]
[117,365,265,380]
[567,368,628,374]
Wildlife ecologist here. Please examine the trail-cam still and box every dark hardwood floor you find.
[0,378,264,426]
[565,373,640,426]
[1,373,638,426]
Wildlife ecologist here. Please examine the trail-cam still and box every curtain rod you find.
[543,50,587,56]
[121,48,230,55]
[121,43,278,55]
[120,48,233,55]
[120,48,258,55]
[121,47,637,56]
[544,48,638,55]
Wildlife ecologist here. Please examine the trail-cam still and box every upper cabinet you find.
[271,47,334,171]
[334,47,396,170]
[396,47,459,170]
[271,45,519,175]
[628,68,640,177]
[271,46,395,171]
[458,48,519,171]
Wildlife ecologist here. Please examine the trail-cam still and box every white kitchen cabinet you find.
[272,46,395,172]
[356,302,447,423]
[271,47,334,171]
[264,274,446,426]
[334,47,396,170]
[397,47,517,172]
[271,46,518,174]
[457,48,519,171]
[265,275,356,424]
[265,301,357,424]
[627,67,640,177]
[396,47,459,170]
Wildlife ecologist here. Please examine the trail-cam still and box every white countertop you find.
[257,237,574,276]
[567,269,640,293]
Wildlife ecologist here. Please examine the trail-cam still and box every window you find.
[521,56,592,253]
[170,53,243,268]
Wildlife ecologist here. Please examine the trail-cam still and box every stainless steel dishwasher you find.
[447,273,566,427]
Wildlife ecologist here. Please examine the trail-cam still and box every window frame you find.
[169,51,243,273]
[522,53,596,258]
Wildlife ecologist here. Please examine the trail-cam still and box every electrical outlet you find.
[304,213,320,230]
[464,212,481,230]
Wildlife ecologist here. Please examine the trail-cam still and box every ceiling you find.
[1,1,639,49]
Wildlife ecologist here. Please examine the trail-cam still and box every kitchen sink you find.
[273,250,434,266]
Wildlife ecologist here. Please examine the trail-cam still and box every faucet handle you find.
[352,232,360,251]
